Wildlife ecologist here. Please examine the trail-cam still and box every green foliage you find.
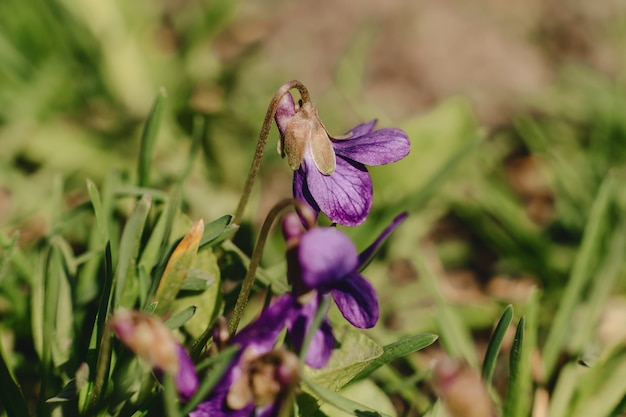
[1,2,626,416]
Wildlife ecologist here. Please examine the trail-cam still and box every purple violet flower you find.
[111,310,199,398]
[190,296,300,417]
[190,212,408,415]
[275,93,410,226]
[281,211,408,368]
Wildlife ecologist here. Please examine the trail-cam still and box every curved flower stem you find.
[233,80,311,225]
[228,199,316,335]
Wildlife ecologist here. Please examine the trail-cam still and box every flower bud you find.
[111,309,179,374]
[432,356,496,417]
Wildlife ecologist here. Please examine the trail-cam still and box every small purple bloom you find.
[275,93,410,226]
[281,212,408,367]
[190,297,300,417]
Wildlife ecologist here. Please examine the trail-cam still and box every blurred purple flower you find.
[190,297,300,417]
[111,310,198,398]
[275,93,410,226]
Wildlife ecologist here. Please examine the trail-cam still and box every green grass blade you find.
[415,246,476,366]
[162,373,180,417]
[138,201,170,276]
[86,178,109,244]
[114,194,152,309]
[547,362,581,417]
[179,114,205,184]
[386,132,483,215]
[572,349,626,417]
[0,336,30,416]
[482,304,514,385]
[570,218,626,352]
[137,88,166,188]
[0,231,20,285]
[513,289,539,417]
[542,174,615,378]
[354,333,438,381]
[503,317,525,417]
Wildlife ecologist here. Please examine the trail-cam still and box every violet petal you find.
[331,273,379,328]
[190,396,253,417]
[293,167,321,220]
[332,127,410,166]
[303,154,372,226]
[175,344,199,399]
[274,92,296,136]
[341,120,377,138]
[357,212,408,270]
[298,228,359,290]
[233,294,297,352]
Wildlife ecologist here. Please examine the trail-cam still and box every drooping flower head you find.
[111,309,198,398]
[275,93,410,226]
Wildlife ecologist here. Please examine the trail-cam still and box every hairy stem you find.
[228,199,315,335]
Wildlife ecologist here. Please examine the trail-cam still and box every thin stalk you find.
[299,296,331,364]
[234,80,310,224]
[228,199,315,335]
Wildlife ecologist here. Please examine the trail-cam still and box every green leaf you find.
[570,218,626,352]
[547,362,581,417]
[303,375,393,417]
[86,178,108,244]
[308,326,384,392]
[49,247,74,367]
[542,173,616,378]
[165,306,196,330]
[354,333,438,381]
[153,220,204,318]
[171,248,222,339]
[318,379,398,417]
[0,336,30,416]
[415,247,476,366]
[511,289,539,417]
[199,214,239,249]
[137,202,170,277]
[571,349,626,417]
[137,88,166,188]
[482,304,514,385]
[503,317,525,417]
[0,231,19,285]
[114,194,152,309]
[180,269,216,291]
[46,363,88,404]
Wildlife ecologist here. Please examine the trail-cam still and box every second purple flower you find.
[275,92,410,226]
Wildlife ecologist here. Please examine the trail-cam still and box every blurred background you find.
[2,0,626,415]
